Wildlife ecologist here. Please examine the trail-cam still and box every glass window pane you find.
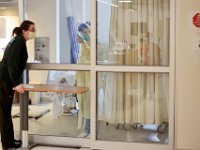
[97,0,170,66]
[26,0,90,64]
[13,70,91,138]
[97,72,169,143]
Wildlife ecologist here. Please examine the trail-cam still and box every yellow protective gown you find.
[76,42,90,129]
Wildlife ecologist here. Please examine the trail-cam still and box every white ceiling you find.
[0,0,18,7]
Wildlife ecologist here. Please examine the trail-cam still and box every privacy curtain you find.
[100,0,169,125]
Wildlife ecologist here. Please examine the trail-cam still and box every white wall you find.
[0,16,18,59]
[0,7,19,60]
[176,0,200,149]
[26,0,56,63]
[25,0,56,83]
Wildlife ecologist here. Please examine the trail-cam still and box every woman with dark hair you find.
[11,27,20,37]
[0,20,36,150]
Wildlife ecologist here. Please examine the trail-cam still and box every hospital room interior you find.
[2,0,199,150]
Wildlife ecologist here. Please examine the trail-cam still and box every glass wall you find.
[97,72,169,143]
[58,0,91,64]
[97,0,170,66]
[13,0,92,140]
[96,0,170,145]
[13,70,91,138]
[25,0,91,64]
[15,0,173,149]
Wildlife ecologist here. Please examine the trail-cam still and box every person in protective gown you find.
[76,23,91,138]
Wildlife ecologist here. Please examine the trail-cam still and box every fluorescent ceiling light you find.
[129,9,135,12]
[97,0,108,4]
[119,0,132,3]
[110,3,119,7]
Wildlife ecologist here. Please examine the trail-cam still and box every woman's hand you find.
[15,84,25,93]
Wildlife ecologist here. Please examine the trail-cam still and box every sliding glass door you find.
[94,0,174,149]
[15,0,175,150]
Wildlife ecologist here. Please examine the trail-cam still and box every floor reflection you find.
[11,104,168,144]
[97,121,168,144]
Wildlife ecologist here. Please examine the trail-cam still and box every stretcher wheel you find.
[133,123,138,129]
[157,123,167,133]
[115,124,120,129]
[138,123,144,129]
[106,122,109,126]
[133,123,143,129]
[123,124,132,130]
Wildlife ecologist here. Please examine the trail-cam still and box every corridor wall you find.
[176,0,200,149]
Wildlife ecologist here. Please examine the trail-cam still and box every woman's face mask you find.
[28,31,36,40]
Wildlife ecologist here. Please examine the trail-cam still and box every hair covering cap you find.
[78,23,88,32]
